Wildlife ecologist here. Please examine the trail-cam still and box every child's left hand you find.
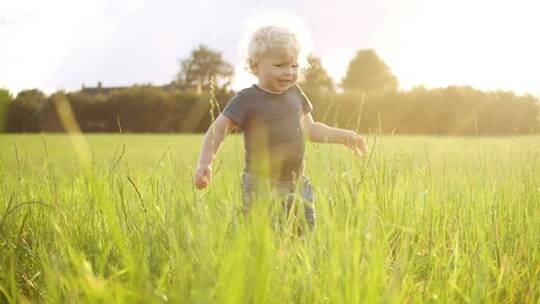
[343,130,368,157]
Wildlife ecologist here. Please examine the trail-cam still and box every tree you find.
[341,49,398,95]
[299,56,336,121]
[176,44,234,94]
[0,89,13,132]
[5,89,47,132]
[301,56,335,95]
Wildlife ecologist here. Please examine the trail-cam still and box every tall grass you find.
[0,134,539,303]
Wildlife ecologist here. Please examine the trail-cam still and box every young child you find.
[194,23,367,229]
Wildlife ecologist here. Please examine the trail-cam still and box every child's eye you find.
[292,64,299,68]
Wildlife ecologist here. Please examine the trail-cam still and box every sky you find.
[1,0,539,97]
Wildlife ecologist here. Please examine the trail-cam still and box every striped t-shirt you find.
[223,84,313,181]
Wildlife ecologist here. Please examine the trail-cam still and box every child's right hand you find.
[343,130,368,157]
[194,164,212,189]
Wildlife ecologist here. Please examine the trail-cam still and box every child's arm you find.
[194,114,237,189]
[303,113,368,156]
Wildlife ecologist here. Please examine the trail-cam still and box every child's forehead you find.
[263,46,298,61]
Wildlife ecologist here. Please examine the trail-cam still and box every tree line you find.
[1,46,538,134]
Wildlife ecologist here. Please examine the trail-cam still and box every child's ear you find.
[249,59,258,74]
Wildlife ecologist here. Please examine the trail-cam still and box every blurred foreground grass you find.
[0,134,539,303]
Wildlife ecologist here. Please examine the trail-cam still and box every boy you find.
[194,24,367,228]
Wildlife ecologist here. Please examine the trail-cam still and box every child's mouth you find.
[278,80,291,86]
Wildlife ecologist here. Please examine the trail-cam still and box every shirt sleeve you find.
[222,91,250,127]
[295,85,313,114]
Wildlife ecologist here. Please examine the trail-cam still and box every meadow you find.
[0,133,539,303]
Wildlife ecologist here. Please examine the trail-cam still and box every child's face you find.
[251,47,299,94]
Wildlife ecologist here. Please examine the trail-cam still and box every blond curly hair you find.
[240,12,313,74]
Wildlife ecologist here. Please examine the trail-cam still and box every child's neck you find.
[256,83,286,95]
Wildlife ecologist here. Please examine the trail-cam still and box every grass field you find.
[1,134,539,303]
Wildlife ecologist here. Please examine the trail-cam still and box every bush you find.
[0,89,13,132]
[5,89,47,133]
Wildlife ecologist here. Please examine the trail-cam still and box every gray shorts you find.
[241,172,316,228]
